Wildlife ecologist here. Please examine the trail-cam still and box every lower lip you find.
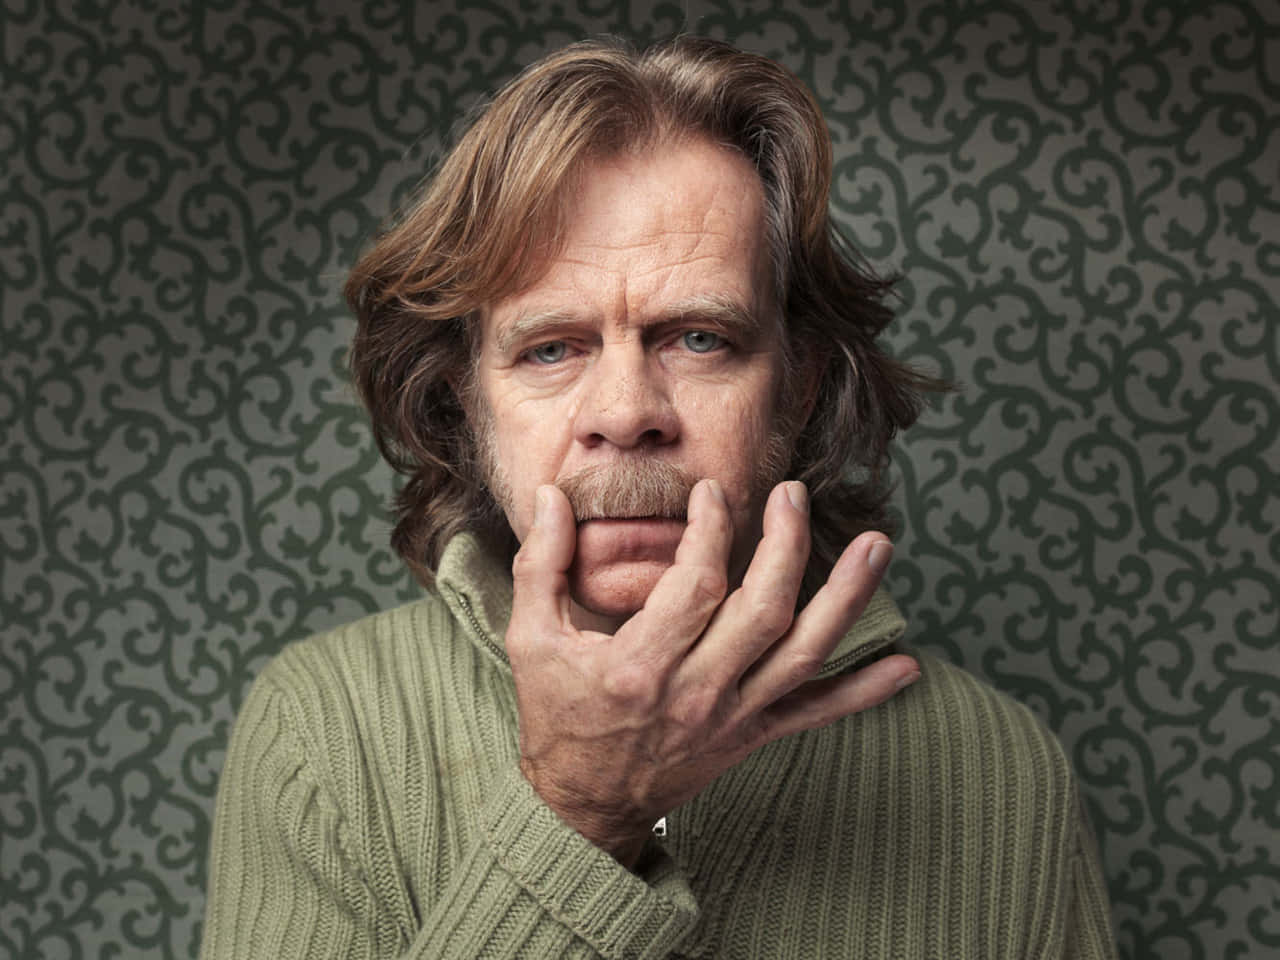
[576,518,685,560]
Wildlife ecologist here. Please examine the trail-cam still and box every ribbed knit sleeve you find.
[200,655,698,960]
[1061,811,1119,960]
[200,675,390,958]
[417,766,697,958]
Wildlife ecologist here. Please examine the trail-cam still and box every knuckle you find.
[670,683,719,730]
[781,648,824,683]
[504,628,534,659]
[686,566,728,608]
[510,548,538,581]
[746,593,795,637]
[739,715,774,752]
[502,626,548,672]
[601,663,655,707]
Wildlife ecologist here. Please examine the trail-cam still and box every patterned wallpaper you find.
[2,1,1276,958]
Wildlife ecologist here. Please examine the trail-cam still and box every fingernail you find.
[895,670,921,691]
[867,540,893,574]
[786,481,807,514]
[705,478,727,505]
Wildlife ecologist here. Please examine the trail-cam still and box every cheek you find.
[489,410,574,541]
[682,389,777,495]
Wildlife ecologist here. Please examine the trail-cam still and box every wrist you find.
[518,756,653,869]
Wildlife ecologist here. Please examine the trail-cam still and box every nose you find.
[574,343,679,450]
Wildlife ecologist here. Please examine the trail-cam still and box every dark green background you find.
[2,1,1276,957]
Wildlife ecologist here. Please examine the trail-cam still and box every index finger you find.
[622,478,734,654]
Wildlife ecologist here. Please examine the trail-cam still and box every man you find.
[201,37,1117,958]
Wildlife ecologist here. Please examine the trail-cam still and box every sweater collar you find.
[436,532,906,675]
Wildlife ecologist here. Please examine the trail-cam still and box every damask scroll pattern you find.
[824,5,1279,958]
[1,2,1275,958]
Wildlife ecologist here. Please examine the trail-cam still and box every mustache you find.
[556,461,697,522]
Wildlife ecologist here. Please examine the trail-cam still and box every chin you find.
[568,560,670,631]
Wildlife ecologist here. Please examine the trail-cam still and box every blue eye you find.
[682,330,723,353]
[529,341,566,364]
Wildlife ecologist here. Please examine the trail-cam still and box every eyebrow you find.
[494,293,767,355]
[494,309,583,355]
[659,293,766,339]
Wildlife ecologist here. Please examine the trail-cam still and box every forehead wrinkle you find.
[556,231,735,264]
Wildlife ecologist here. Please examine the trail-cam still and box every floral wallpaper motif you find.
[1,2,1276,958]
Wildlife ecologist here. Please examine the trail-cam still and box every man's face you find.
[471,137,793,630]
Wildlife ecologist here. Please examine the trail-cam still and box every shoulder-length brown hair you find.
[346,35,944,588]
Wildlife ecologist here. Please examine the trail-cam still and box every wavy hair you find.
[346,35,944,589]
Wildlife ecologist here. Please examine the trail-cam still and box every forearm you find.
[200,682,697,960]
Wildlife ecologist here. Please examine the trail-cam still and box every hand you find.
[506,478,920,868]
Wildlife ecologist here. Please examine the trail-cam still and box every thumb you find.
[509,485,576,631]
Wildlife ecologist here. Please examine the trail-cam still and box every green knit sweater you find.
[200,533,1117,959]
